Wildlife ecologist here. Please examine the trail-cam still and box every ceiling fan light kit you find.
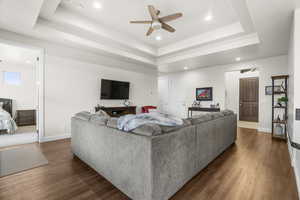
[152,21,161,30]
[130,5,183,36]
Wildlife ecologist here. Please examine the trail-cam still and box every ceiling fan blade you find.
[146,27,155,36]
[160,13,183,22]
[148,5,159,20]
[161,22,176,32]
[130,20,152,24]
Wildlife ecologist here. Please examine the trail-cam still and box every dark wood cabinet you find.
[15,110,36,126]
[95,106,136,117]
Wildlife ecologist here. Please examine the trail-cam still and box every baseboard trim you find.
[41,134,71,143]
[287,135,295,166]
[258,127,271,133]
[287,132,299,199]
[293,161,300,200]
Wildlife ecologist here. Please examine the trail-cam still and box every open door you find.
[239,77,259,122]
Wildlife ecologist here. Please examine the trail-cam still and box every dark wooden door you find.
[239,77,259,122]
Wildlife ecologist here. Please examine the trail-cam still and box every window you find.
[3,71,21,85]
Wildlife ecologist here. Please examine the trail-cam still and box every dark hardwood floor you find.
[0,128,298,200]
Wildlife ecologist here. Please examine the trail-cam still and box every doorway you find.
[225,69,259,130]
[239,77,259,122]
[0,40,44,147]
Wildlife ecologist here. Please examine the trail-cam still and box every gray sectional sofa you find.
[71,111,237,200]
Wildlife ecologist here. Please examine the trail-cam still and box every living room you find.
[0,0,300,200]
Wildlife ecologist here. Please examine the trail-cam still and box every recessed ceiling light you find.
[155,36,162,41]
[184,67,188,70]
[93,1,102,9]
[26,60,32,64]
[235,57,241,61]
[204,14,213,21]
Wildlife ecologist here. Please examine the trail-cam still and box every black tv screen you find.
[101,79,130,100]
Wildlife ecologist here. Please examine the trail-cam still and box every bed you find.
[0,98,17,134]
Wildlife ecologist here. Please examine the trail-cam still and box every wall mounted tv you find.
[101,79,130,100]
[196,87,213,101]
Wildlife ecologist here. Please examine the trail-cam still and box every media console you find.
[188,107,220,118]
[95,106,136,117]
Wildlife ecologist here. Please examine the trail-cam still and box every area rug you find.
[0,145,48,177]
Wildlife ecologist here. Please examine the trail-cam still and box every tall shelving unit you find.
[271,75,289,140]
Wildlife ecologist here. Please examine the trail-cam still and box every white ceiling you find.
[0,0,298,72]
[0,0,44,29]
[60,0,239,47]
[0,43,39,66]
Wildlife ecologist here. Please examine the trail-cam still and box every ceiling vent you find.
[240,68,256,74]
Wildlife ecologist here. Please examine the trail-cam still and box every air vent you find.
[240,68,256,74]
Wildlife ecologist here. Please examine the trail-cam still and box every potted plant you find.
[277,97,288,107]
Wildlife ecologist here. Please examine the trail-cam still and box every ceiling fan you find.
[130,5,183,36]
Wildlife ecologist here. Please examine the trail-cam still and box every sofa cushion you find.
[160,119,192,133]
[107,118,118,129]
[210,112,225,119]
[191,114,213,125]
[132,124,162,136]
[90,114,109,126]
[222,109,234,116]
[75,111,92,121]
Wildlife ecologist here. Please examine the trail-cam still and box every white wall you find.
[0,62,36,115]
[158,55,288,132]
[0,29,158,140]
[288,8,300,194]
[44,55,158,138]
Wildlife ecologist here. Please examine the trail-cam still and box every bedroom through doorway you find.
[0,41,43,147]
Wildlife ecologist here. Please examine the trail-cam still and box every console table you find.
[95,106,136,117]
[188,107,220,118]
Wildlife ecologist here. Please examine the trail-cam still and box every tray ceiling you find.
[0,0,298,72]
[59,0,239,47]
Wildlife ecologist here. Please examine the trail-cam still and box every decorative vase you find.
[123,100,130,107]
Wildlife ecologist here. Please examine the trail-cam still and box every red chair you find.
[142,106,157,113]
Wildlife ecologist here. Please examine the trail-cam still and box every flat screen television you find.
[196,87,213,101]
[101,79,130,100]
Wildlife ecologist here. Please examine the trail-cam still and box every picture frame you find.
[196,87,213,101]
[265,86,281,95]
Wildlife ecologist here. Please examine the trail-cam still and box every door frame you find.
[0,38,45,143]
[239,77,259,122]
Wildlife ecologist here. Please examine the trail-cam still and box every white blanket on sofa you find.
[0,109,17,134]
[117,112,183,132]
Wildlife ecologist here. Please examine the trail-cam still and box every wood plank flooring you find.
[0,128,298,200]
